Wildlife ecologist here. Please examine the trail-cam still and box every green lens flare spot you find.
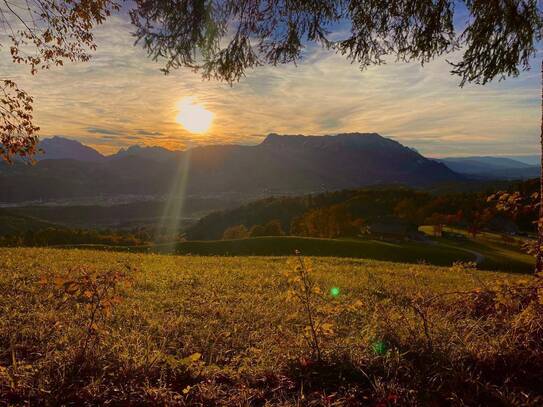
[330,287,340,297]
[372,340,387,355]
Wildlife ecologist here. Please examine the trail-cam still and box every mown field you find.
[48,233,534,273]
[175,237,473,265]
[1,248,542,405]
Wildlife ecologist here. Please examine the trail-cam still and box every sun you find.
[176,97,213,134]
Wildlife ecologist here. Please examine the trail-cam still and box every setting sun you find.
[176,97,213,134]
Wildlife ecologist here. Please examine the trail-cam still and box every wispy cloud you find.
[136,129,163,136]
[1,13,540,157]
[87,127,122,135]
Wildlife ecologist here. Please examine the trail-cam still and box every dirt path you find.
[440,243,486,265]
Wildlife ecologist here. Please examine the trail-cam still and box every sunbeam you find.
[155,150,192,248]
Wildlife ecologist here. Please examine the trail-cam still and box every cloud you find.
[1,13,540,156]
[86,127,122,135]
[136,129,163,136]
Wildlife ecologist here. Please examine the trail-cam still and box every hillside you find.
[0,209,57,235]
[186,182,540,241]
[7,197,243,229]
[0,133,461,202]
[2,248,541,405]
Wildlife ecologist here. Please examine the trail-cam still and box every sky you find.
[1,10,540,157]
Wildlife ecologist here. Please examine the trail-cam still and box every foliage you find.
[285,251,323,360]
[0,0,118,160]
[222,224,249,240]
[488,190,542,268]
[1,248,542,404]
[39,264,132,359]
[290,204,363,238]
[248,224,266,237]
[450,0,542,85]
[0,227,151,247]
[262,219,285,236]
[222,219,285,240]
[0,81,39,163]
[190,183,540,241]
[131,0,542,85]
[488,190,540,219]
[249,219,285,237]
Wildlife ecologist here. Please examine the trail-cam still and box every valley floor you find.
[1,248,542,405]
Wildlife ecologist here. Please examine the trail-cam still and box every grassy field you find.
[419,226,535,273]
[22,230,534,274]
[175,236,475,266]
[1,248,542,405]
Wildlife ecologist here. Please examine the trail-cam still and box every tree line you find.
[0,227,152,247]
[192,182,540,241]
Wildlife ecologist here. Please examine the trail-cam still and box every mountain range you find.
[1,133,464,203]
[436,156,540,180]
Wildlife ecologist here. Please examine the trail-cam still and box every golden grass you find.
[1,248,541,405]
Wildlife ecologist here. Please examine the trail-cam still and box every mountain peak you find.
[111,144,179,161]
[38,136,104,162]
[262,132,388,143]
[260,132,400,151]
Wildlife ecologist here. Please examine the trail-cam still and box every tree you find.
[425,213,448,237]
[289,205,360,238]
[1,0,118,162]
[249,224,266,237]
[222,224,249,240]
[262,219,285,236]
[131,1,541,85]
[131,0,543,270]
[352,218,368,235]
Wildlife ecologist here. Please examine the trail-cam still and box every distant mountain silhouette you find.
[182,133,461,194]
[37,136,104,161]
[110,145,179,162]
[0,133,462,202]
[504,155,540,166]
[438,156,539,180]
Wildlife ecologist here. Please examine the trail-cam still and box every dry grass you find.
[0,248,542,405]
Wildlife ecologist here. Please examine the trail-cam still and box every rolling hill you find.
[0,209,57,235]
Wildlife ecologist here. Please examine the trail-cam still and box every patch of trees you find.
[189,190,361,240]
[222,220,285,240]
[0,227,152,247]
[192,183,540,241]
[290,205,365,238]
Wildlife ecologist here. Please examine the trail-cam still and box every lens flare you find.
[330,287,340,297]
[372,340,387,355]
